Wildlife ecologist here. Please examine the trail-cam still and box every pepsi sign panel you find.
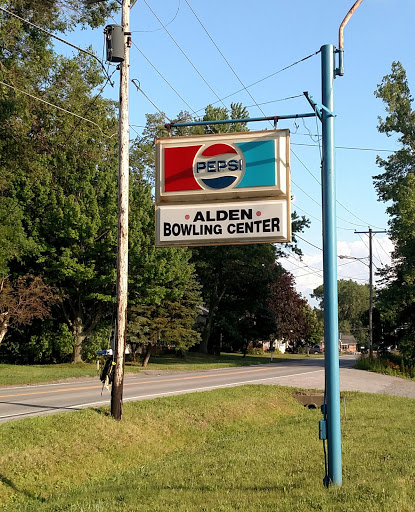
[156,130,290,203]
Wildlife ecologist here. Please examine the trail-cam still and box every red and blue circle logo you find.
[193,143,245,190]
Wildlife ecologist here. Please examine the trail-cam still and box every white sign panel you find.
[156,200,290,247]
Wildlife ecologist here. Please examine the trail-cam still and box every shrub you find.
[246,348,264,355]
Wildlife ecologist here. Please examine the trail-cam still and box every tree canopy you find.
[312,279,369,344]
[372,61,415,361]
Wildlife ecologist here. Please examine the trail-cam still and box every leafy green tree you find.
[312,279,370,344]
[0,1,120,361]
[303,303,323,347]
[193,244,279,354]
[128,274,202,366]
[127,170,203,365]
[372,61,415,361]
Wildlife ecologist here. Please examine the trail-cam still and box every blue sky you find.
[56,0,415,302]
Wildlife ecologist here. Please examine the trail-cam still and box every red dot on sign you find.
[256,211,262,217]
[185,215,190,220]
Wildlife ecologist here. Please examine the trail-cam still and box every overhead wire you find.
[291,142,387,229]
[291,142,395,153]
[285,254,369,282]
[293,203,356,231]
[193,50,320,114]
[295,116,387,230]
[142,0,228,110]
[374,235,392,260]
[183,0,269,119]
[0,5,114,86]
[132,0,181,32]
[368,233,385,267]
[244,94,304,109]
[67,66,118,140]
[131,79,173,122]
[296,235,322,251]
[0,79,117,138]
[130,40,199,117]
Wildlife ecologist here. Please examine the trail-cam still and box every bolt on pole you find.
[111,0,130,421]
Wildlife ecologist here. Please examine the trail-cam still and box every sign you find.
[156,130,290,203]
[156,200,290,247]
[155,130,291,247]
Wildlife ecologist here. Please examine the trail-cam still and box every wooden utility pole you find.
[111,0,130,421]
[355,227,387,358]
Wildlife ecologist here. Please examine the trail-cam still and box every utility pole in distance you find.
[111,0,131,421]
[355,227,387,358]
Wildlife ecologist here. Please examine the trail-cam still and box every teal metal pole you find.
[321,44,342,486]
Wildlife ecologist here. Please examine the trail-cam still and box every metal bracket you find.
[303,91,335,122]
[164,112,316,131]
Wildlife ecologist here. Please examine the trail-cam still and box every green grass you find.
[0,386,414,511]
[0,352,313,387]
[0,363,99,386]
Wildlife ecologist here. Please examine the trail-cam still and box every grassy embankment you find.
[0,385,414,511]
[355,353,415,380]
[0,352,312,387]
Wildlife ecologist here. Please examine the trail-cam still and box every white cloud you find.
[281,236,394,306]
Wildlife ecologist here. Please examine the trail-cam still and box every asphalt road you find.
[1,356,414,424]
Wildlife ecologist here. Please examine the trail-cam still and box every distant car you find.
[310,344,323,354]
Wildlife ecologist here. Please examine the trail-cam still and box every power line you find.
[291,179,320,206]
[130,40,199,117]
[67,67,117,140]
[286,259,369,282]
[193,50,320,114]
[132,0,181,32]
[291,148,320,184]
[291,148,386,230]
[142,0,228,110]
[293,203,356,231]
[0,79,117,138]
[245,94,304,108]
[374,235,392,260]
[337,202,385,231]
[373,237,384,267]
[0,5,114,86]
[292,180,370,228]
[183,0,268,119]
[296,235,322,251]
[293,270,368,282]
[131,79,172,122]
[291,142,395,153]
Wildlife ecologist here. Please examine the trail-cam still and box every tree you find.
[194,244,280,354]
[127,169,203,365]
[312,279,370,344]
[0,275,60,345]
[268,271,311,348]
[128,274,202,366]
[0,2,120,361]
[303,303,324,347]
[371,61,415,362]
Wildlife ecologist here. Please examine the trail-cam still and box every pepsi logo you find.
[193,143,245,190]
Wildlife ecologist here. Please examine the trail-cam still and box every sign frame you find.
[154,129,291,247]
